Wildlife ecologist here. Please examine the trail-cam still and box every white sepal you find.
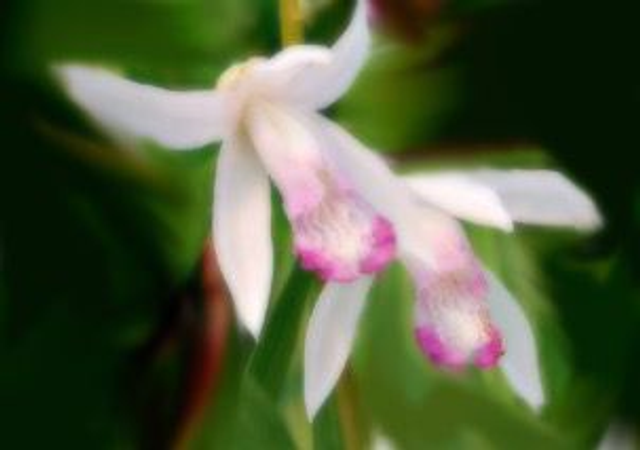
[304,277,372,419]
[57,64,226,149]
[262,0,370,110]
[213,136,273,338]
[472,169,601,230]
[405,173,514,231]
[485,270,545,410]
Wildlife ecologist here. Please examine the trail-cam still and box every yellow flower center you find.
[216,57,265,90]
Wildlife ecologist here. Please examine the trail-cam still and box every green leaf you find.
[313,396,346,450]
[5,0,272,80]
[336,26,464,152]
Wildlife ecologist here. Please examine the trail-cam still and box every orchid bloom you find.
[56,0,602,421]
[303,127,601,417]
[58,0,389,339]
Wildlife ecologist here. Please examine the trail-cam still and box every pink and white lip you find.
[410,227,505,371]
[245,100,397,284]
[415,320,504,370]
[292,190,396,283]
[265,151,397,283]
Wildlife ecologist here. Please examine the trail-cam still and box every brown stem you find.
[173,241,231,450]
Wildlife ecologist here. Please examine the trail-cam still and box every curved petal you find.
[304,277,372,419]
[430,169,602,231]
[404,173,514,231]
[258,46,332,100]
[57,65,226,149]
[485,270,545,410]
[261,0,370,110]
[315,0,370,108]
[213,135,272,338]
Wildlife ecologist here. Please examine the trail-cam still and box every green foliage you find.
[2,0,639,448]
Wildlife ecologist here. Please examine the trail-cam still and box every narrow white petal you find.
[485,271,545,410]
[213,136,272,338]
[57,65,226,149]
[324,0,370,99]
[405,173,514,231]
[309,0,370,109]
[471,169,602,231]
[261,0,369,110]
[304,277,372,419]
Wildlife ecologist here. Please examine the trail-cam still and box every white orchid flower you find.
[303,119,602,417]
[57,0,392,339]
[55,0,602,422]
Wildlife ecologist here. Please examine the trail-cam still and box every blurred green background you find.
[1,0,639,448]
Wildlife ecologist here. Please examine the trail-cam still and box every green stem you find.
[278,0,304,46]
[248,265,318,397]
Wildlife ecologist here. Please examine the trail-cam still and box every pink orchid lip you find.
[474,327,505,368]
[415,326,467,370]
[415,324,504,370]
[359,217,396,275]
[297,247,359,283]
[285,173,397,283]
[243,92,397,284]
[293,207,397,283]
[411,239,504,370]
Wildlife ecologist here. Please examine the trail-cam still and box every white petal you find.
[470,169,602,231]
[316,0,370,108]
[404,173,514,231]
[213,135,272,338]
[56,64,226,149]
[485,270,545,410]
[261,0,369,110]
[304,277,372,419]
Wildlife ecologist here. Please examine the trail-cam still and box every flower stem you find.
[278,0,304,46]
[248,265,318,397]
